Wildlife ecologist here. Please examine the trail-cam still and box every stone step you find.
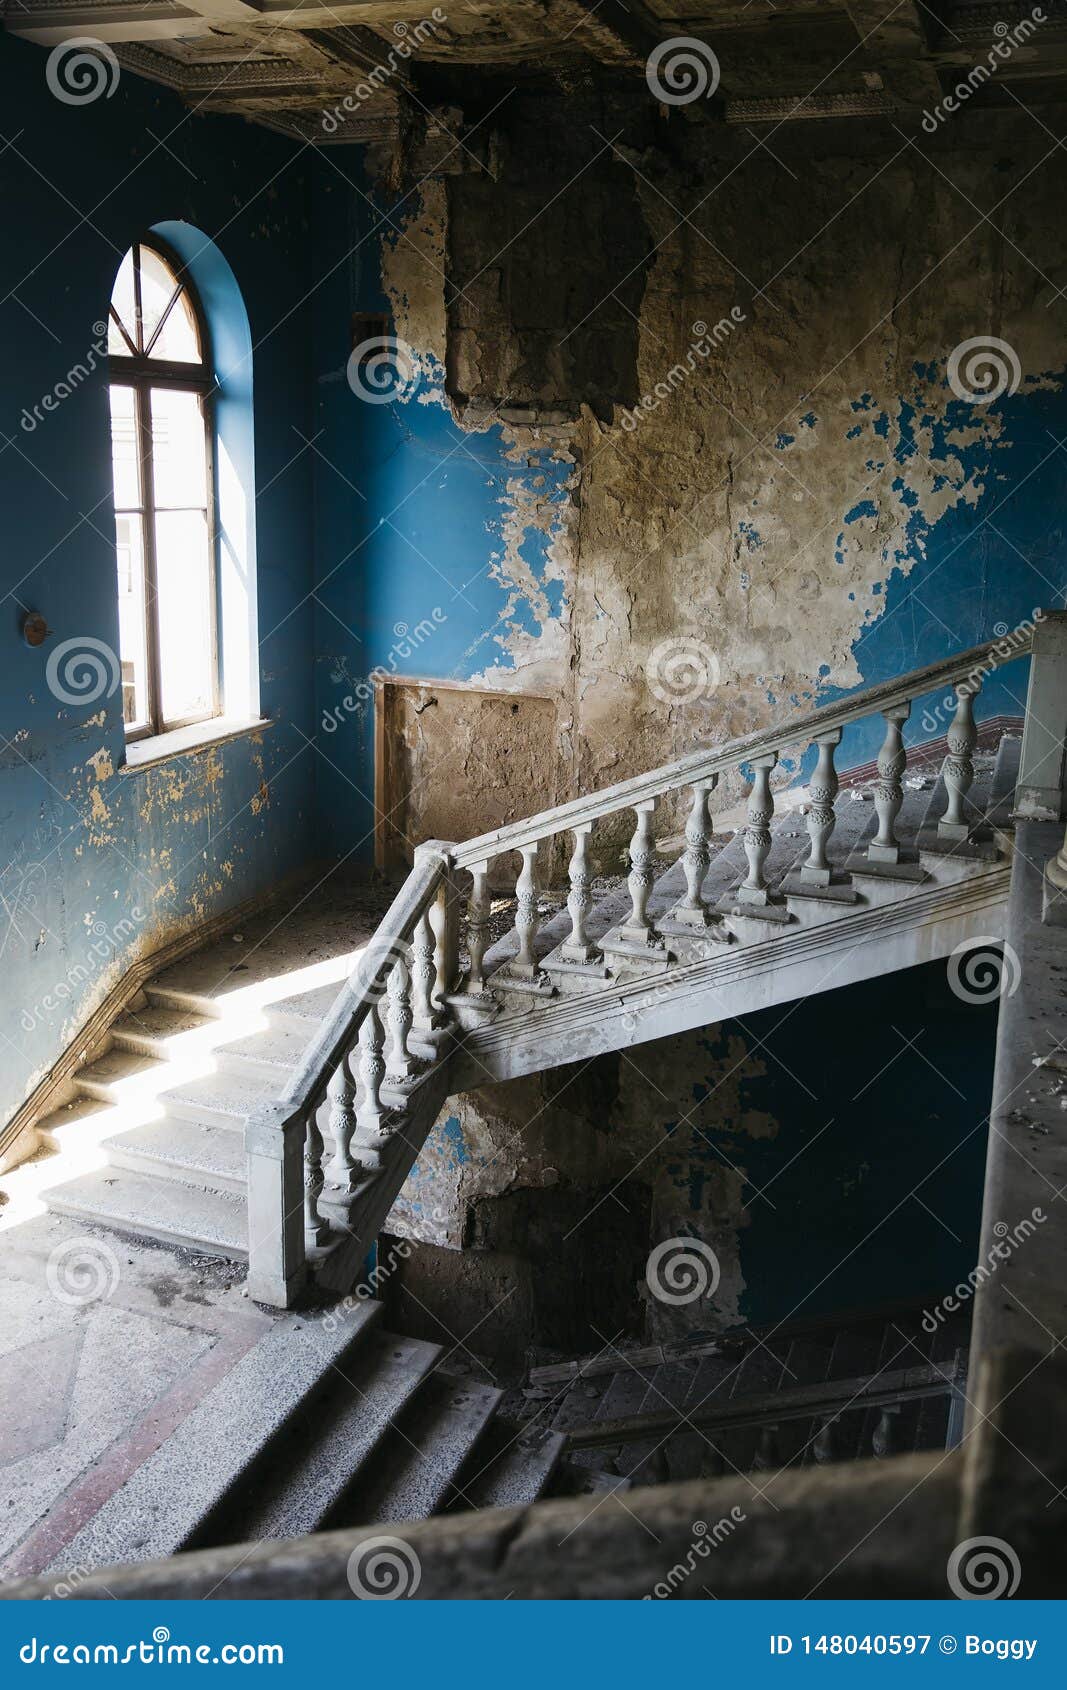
[263,981,346,1033]
[342,1373,503,1527]
[226,1330,444,1543]
[211,1026,306,1082]
[110,1001,217,1058]
[42,1166,248,1259]
[153,1070,274,1131]
[75,1046,168,1105]
[103,1117,246,1197]
[35,1093,113,1154]
[45,1302,384,1575]
[451,1420,566,1512]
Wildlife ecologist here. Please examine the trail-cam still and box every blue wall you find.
[0,35,316,1124]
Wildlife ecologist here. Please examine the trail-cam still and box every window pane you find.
[115,512,149,729]
[150,387,208,509]
[109,385,140,509]
[154,509,215,724]
[151,287,201,363]
[109,248,138,353]
[140,247,200,363]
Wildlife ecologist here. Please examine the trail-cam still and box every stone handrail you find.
[452,628,1036,868]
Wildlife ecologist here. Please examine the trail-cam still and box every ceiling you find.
[6,0,1067,144]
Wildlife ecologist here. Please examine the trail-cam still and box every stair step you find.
[103,1117,246,1196]
[453,1420,566,1512]
[35,1094,113,1153]
[551,1456,632,1498]
[111,1002,216,1057]
[211,1026,306,1082]
[155,1070,274,1130]
[75,1046,167,1104]
[263,981,348,1033]
[43,1167,247,1258]
[232,1330,443,1542]
[46,1302,383,1574]
[347,1374,503,1526]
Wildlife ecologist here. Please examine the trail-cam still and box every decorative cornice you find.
[725,90,897,124]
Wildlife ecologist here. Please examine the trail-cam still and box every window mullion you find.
[136,380,163,737]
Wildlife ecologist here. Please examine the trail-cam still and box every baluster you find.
[324,1053,361,1199]
[411,910,442,1031]
[352,1003,389,1170]
[869,703,910,864]
[303,1109,329,1249]
[802,730,841,885]
[672,779,717,926]
[621,799,661,944]
[561,824,599,962]
[385,956,419,1084]
[738,754,777,904]
[464,859,493,994]
[813,1414,838,1464]
[939,686,978,840]
[428,882,455,1008]
[872,1405,900,1459]
[511,844,541,976]
[753,1423,780,1471]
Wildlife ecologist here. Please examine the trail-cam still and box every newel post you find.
[1017,611,1067,821]
[245,1101,308,1308]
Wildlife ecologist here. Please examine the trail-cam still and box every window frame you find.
[108,236,221,742]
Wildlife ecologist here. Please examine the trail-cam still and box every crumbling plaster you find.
[358,96,1062,1342]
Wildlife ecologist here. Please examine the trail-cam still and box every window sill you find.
[120,715,272,774]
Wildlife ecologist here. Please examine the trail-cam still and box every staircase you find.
[15,623,1060,1307]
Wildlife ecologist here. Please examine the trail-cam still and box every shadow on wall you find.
[382,958,997,1364]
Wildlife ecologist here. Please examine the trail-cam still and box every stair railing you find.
[244,843,457,1306]
[246,615,1066,1307]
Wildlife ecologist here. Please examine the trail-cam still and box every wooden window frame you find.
[108,237,220,742]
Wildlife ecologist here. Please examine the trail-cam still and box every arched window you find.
[108,240,218,738]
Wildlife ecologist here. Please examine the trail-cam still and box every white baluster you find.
[352,1004,389,1172]
[738,754,777,904]
[671,779,717,927]
[411,910,442,1030]
[869,704,910,864]
[511,844,541,977]
[428,883,455,1009]
[325,1055,360,1191]
[385,956,419,1084]
[621,799,661,944]
[561,824,599,962]
[939,687,978,840]
[802,730,841,886]
[464,859,493,995]
[304,1109,329,1248]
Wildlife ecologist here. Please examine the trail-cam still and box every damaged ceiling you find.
[5,1,1067,143]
